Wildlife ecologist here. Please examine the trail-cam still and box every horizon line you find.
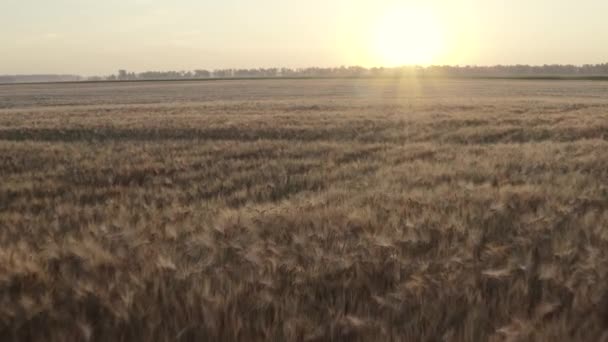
[3,62,608,78]
[3,75,608,87]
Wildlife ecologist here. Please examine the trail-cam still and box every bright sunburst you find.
[371,5,445,66]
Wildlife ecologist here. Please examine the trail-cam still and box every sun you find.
[371,5,445,66]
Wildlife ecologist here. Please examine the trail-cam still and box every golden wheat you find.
[0,79,607,341]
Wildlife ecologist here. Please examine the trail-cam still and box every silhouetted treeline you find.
[104,64,608,81]
[3,64,608,84]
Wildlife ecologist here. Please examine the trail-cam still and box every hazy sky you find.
[2,0,608,75]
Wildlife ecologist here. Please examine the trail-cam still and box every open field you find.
[1,79,608,341]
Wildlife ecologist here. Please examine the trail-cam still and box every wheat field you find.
[1,79,608,341]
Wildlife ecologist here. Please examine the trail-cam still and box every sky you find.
[1,0,608,75]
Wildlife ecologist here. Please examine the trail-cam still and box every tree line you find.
[3,64,608,84]
[101,64,608,81]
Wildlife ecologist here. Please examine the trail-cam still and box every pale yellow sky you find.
[1,0,607,75]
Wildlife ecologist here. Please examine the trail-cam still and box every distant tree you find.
[194,70,211,78]
[213,69,234,78]
[85,63,608,82]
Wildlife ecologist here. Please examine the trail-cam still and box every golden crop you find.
[1,79,607,341]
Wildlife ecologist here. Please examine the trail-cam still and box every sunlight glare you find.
[371,5,446,66]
